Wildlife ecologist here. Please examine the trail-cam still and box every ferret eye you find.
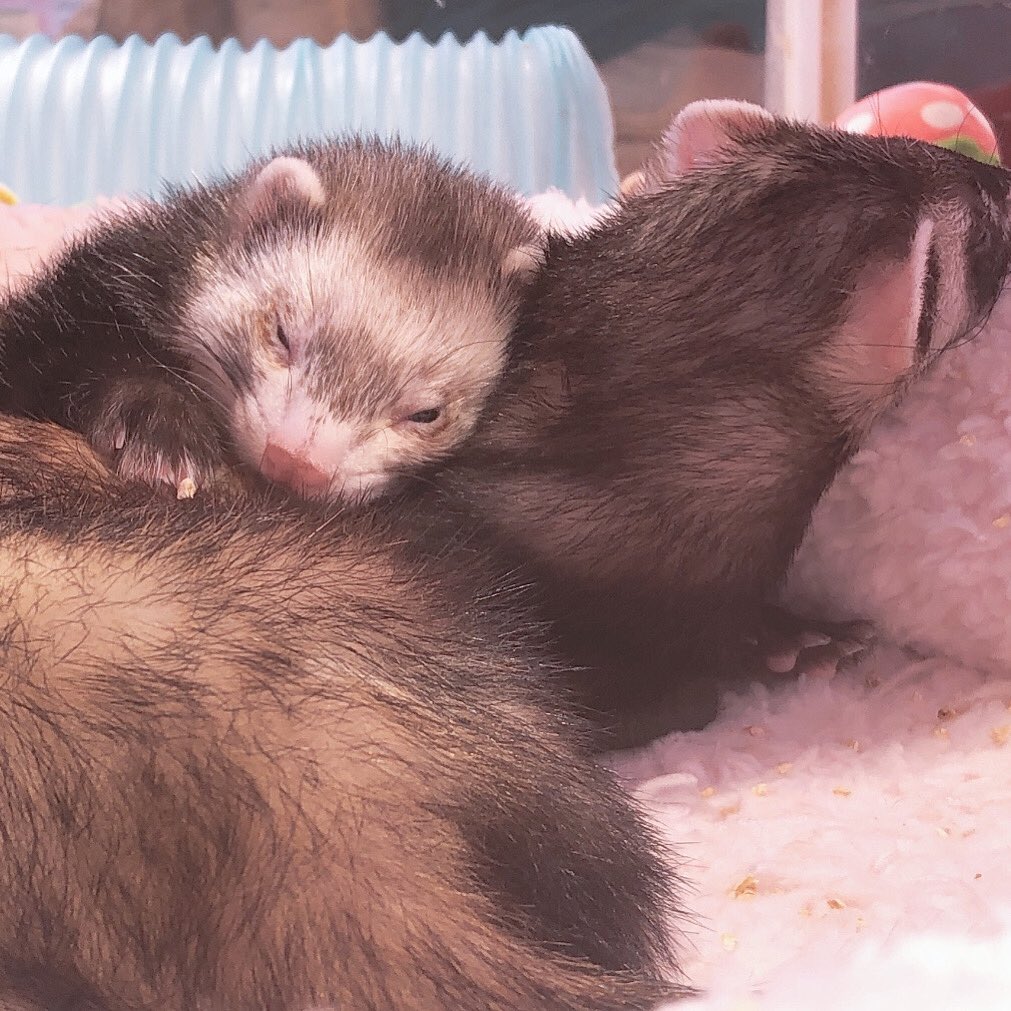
[407,408,441,424]
[275,323,291,354]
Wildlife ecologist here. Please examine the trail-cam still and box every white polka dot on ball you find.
[842,111,876,134]
[921,100,967,130]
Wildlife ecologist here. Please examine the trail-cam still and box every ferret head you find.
[495,102,1011,597]
[625,100,1011,436]
[172,141,543,501]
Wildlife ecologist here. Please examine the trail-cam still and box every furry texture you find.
[424,107,1011,748]
[0,415,683,1011]
[785,282,1011,678]
[9,172,1011,1007]
[528,187,1011,1007]
[624,645,1011,1010]
[0,139,540,500]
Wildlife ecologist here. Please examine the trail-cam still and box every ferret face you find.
[485,103,1011,596]
[173,151,542,501]
[184,231,519,501]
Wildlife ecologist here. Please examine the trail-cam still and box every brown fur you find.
[0,418,683,1010]
[0,138,540,495]
[414,109,1011,747]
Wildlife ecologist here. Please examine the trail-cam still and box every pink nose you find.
[260,442,331,494]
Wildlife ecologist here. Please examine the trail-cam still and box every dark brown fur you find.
[0,418,683,1011]
[412,108,1011,747]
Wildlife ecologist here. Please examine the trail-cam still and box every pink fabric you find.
[0,198,138,292]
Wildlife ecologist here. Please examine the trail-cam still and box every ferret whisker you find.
[51,319,147,333]
[305,239,316,314]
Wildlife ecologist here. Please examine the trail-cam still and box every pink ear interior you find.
[838,217,935,387]
[654,99,777,179]
[501,240,547,281]
[233,156,326,233]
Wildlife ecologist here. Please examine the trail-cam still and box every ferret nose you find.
[260,442,331,494]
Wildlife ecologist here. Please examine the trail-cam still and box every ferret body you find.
[411,102,1011,747]
[3,103,1004,1004]
[0,417,682,1011]
[0,138,541,499]
[15,105,1011,751]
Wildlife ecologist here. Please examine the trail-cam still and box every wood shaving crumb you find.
[776,762,793,775]
[176,477,197,500]
[826,897,846,910]
[745,725,765,737]
[751,783,768,797]
[846,739,862,752]
[732,875,758,898]
[994,514,1011,529]
[833,786,851,797]
[700,786,716,798]
[933,725,949,739]
[991,725,1011,746]
[959,433,977,446]
[937,706,956,721]
[975,873,983,880]
[719,802,741,818]
[720,932,738,951]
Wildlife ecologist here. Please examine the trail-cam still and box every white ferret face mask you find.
[175,156,544,502]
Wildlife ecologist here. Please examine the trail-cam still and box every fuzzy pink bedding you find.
[4,197,1010,1010]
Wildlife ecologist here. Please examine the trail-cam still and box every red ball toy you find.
[834,81,1001,165]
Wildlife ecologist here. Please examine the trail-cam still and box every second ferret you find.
[410,100,1011,747]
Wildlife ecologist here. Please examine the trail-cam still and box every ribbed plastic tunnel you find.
[0,27,618,205]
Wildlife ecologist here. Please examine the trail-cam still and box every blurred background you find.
[1,0,1009,176]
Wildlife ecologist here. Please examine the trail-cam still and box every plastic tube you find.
[0,26,618,205]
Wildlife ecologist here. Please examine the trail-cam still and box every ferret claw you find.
[797,630,833,650]
[753,606,877,680]
[176,477,198,500]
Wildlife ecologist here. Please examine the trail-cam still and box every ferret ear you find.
[830,217,937,395]
[501,238,547,283]
[232,156,326,232]
[660,99,777,175]
[627,100,777,196]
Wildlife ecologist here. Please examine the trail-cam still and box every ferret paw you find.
[85,388,224,498]
[110,434,215,499]
[750,605,876,678]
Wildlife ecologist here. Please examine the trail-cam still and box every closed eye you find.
[915,240,940,359]
[407,408,441,424]
[276,322,291,354]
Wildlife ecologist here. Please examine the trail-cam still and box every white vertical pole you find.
[765,0,858,124]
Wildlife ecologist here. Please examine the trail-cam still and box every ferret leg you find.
[75,368,228,498]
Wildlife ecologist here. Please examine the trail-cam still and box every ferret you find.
[407,100,1011,748]
[0,416,683,1011]
[0,137,542,499]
